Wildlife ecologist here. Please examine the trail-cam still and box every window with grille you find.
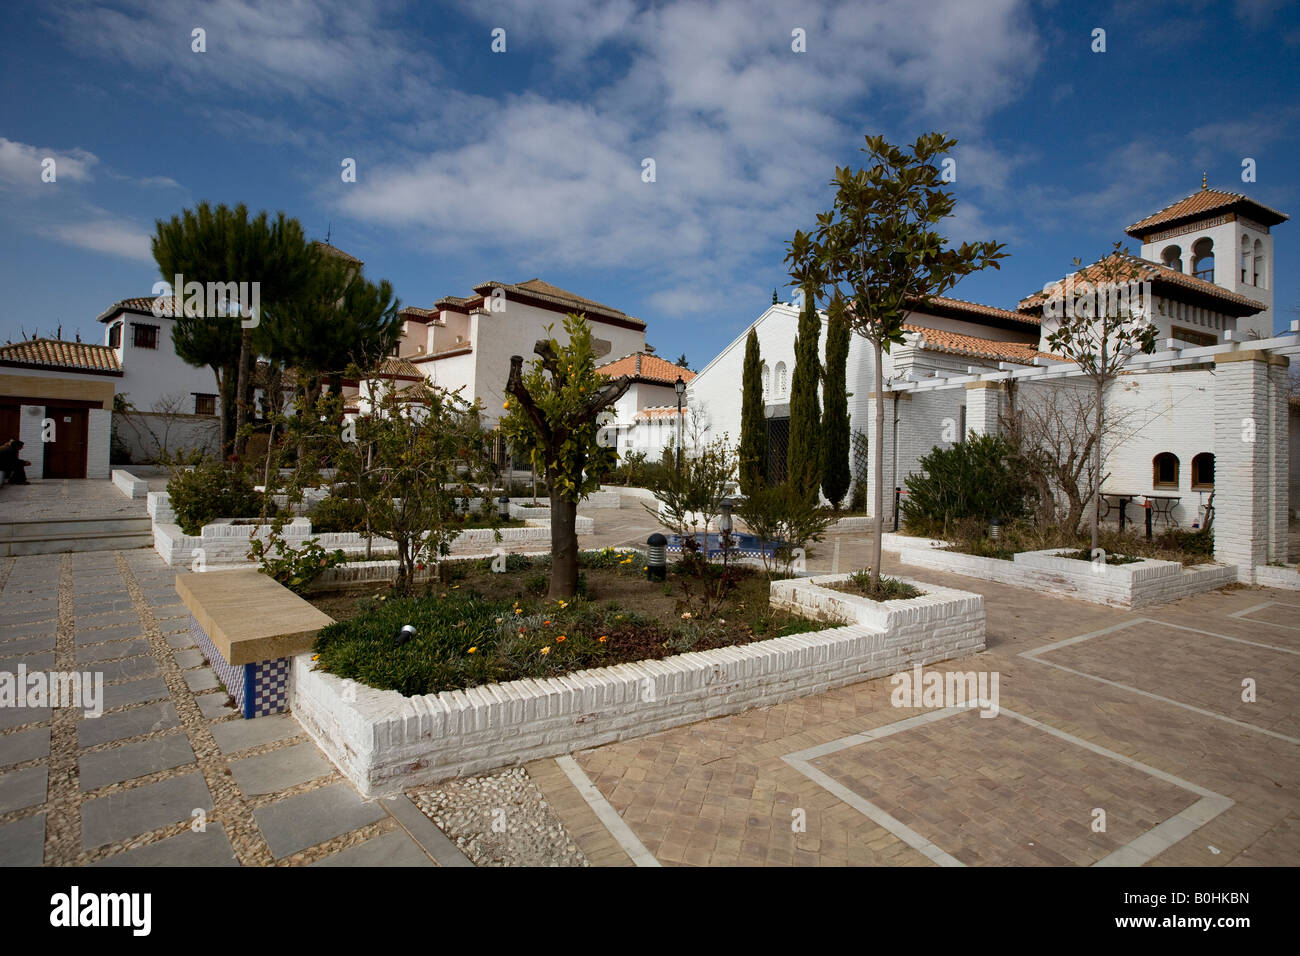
[108,323,122,348]
[194,394,216,416]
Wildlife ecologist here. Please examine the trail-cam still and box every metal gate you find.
[766,417,789,484]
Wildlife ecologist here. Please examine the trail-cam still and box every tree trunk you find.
[219,362,238,457]
[871,339,884,590]
[234,329,253,459]
[549,488,579,598]
[1090,377,1104,551]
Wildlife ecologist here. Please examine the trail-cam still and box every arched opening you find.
[1191,452,1214,490]
[1161,244,1183,272]
[761,362,770,400]
[774,362,788,399]
[1192,238,1214,282]
[1241,235,1252,284]
[1152,452,1180,489]
[1253,238,1266,289]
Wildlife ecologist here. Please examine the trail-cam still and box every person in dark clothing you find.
[0,439,31,484]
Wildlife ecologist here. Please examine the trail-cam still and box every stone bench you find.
[176,570,334,719]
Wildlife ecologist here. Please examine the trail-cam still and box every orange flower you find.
[467,646,477,654]
[556,635,566,642]
[598,635,607,643]
[543,619,552,626]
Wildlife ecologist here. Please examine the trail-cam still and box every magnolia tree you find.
[501,314,632,598]
[787,133,1006,593]
[1040,243,1158,550]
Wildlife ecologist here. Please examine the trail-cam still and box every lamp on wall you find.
[674,376,686,473]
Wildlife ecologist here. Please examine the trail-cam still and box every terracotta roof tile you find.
[1017,252,1266,314]
[911,295,1040,327]
[902,325,1046,365]
[635,405,688,420]
[470,279,646,328]
[0,338,122,373]
[596,352,694,385]
[1126,187,1288,238]
[312,240,363,265]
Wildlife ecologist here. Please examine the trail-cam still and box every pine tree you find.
[787,282,822,501]
[738,327,767,495]
[821,298,851,508]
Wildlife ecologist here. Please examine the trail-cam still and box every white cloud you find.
[0,137,97,187]
[43,219,154,263]
[337,0,1041,317]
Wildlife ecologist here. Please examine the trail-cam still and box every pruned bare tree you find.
[1001,380,1141,534]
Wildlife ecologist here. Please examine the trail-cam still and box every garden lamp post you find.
[497,495,511,522]
[647,533,667,582]
[718,498,734,572]
[674,375,686,473]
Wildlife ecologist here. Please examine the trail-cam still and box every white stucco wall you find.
[106,313,223,417]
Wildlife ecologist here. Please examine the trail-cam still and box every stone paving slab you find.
[74,623,145,646]
[78,701,180,749]
[0,727,50,766]
[75,638,151,664]
[0,765,48,813]
[0,634,54,655]
[81,772,214,850]
[253,783,387,860]
[194,692,236,720]
[167,629,198,649]
[0,651,54,671]
[96,656,161,684]
[229,742,331,796]
[79,733,196,792]
[0,628,55,647]
[183,667,221,693]
[101,676,170,711]
[209,714,302,755]
[309,827,434,867]
[0,706,49,731]
[91,823,239,867]
[173,649,205,669]
[0,812,44,866]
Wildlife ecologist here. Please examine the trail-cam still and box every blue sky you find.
[1,0,1297,366]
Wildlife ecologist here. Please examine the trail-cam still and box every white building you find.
[388,279,650,426]
[676,182,1298,526]
[593,351,695,455]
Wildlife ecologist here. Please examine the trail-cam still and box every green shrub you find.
[167,460,269,535]
[736,482,834,575]
[845,570,923,601]
[310,495,368,533]
[900,434,1033,535]
[247,532,347,594]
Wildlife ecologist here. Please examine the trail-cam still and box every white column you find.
[964,382,1004,437]
[1213,351,1289,579]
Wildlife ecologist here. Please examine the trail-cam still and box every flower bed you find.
[880,532,1237,608]
[290,566,985,795]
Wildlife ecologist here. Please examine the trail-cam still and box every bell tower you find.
[1126,181,1288,339]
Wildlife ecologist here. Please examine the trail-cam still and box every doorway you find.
[42,406,89,479]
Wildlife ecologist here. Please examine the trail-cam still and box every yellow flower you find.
[540,646,551,655]
[515,608,523,615]
[311,654,320,661]
[468,646,478,654]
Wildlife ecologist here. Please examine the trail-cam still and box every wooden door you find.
[43,407,88,479]
[0,405,18,445]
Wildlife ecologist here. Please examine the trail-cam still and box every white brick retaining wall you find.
[1253,564,1300,590]
[291,575,986,795]
[111,470,148,498]
[880,533,1236,608]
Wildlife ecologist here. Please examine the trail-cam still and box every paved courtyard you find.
[1,492,1297,867]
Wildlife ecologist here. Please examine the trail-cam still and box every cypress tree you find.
[821,297,851,508]
[738,327,768,495]
[787,282,822,501]
[771,289,778,305]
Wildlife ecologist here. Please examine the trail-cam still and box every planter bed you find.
[291,568,985,795]
[1254,564,1300,590]
[880,532,1236,608]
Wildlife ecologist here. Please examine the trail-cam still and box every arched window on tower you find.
[1192,238,1214,282]
[1161,244,1183,272]
[1253,239,1266,289]
[1241,235,1252,284]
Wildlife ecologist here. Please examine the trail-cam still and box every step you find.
[3,531,154,556]
[0,516,152,539]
